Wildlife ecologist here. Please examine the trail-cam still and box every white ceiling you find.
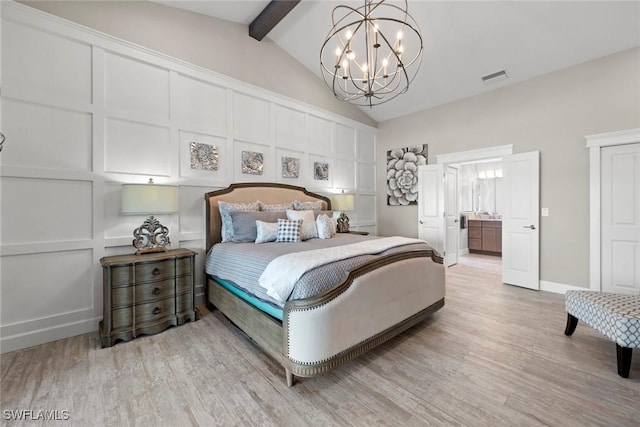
[157,1,640,123]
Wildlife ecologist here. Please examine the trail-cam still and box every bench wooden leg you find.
[564,313,578,336]
[616,344,632,378]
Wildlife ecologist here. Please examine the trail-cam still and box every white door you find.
[418,164,445,256]
[502,152,540,290]
[418,164,459,266]
[601,143,640,294]
[445,165,459,266]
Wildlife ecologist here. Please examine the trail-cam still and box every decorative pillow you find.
[293,200,324,211]
[276,218,302,243]
[259,201,294,211]
[314,210,336,235]
[286,209,318,240]
[255,220,278,244]
[230,211,287,242]
[218,201,259,243]
[316,214,333,239]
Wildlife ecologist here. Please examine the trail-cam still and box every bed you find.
[204,182,445,386]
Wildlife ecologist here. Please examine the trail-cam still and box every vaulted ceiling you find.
[156,1,640,123]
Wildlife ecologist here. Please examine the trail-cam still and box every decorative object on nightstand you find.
[332,191,355,233]
[99,248,196,348]
[122,178,178,255]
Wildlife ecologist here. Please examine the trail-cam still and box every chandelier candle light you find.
[320,0,423,107]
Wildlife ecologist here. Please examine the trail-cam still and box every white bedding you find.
[258,236,425,302]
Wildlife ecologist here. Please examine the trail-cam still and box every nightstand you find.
[344,230,370,236]
[99,248,196,348]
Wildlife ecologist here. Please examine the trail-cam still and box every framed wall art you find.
[386,144,428,206]
[282,156,300,179]
[313,161,329,181]
[190,142,218,171]
[242,151,264,175]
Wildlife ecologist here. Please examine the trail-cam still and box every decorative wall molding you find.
[0,1,377,353]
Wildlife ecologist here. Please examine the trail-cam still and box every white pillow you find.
[316,214,333,239]
[286,209,318,240]
[255,220,278,244]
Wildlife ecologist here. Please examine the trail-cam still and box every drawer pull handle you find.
[152,307,161,315]
[152,287,161,295]
[152,268,161,276]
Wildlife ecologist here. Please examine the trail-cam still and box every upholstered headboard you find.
[204,183,331,252]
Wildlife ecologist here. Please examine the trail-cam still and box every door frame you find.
[586,128,640,291]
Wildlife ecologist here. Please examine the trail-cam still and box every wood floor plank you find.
[1,254,638,426]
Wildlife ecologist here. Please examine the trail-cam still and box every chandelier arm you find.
[320,0,423,106]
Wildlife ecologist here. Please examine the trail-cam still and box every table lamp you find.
[331,192,355,233]
[122,178,178,255]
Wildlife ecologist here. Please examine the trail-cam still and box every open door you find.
[502,151,540,289]
[418,164,459,266]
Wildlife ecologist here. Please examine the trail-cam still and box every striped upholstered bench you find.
[564,290,640,378]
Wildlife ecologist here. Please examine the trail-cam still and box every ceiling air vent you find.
[482,69,508,84]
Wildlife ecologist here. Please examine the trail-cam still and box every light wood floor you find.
[2,256,639,426]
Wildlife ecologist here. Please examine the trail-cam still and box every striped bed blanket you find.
[205,234,430,307]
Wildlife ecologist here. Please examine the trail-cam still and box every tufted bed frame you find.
[204,182,445,386]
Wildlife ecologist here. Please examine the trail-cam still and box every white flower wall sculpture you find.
[386,145,428,206]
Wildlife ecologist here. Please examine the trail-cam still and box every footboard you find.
[282,250,445,384]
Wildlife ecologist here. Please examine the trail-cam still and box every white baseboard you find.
[0,317,100,354]
[459,248,469,256]
[539,280,588,295]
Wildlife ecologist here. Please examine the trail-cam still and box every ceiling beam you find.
[249,0,301,41]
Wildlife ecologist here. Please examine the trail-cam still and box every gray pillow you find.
[229,211,287,242]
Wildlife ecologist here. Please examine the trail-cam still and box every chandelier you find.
[320,0,423,107]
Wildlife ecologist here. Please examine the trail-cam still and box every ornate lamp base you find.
[336,212,350,233]
[132,215,171,255]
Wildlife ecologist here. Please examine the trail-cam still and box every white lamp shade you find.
[122,183,178,215]
[332,194,355,211]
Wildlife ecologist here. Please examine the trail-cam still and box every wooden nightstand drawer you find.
[109,265,134,287]
[136,259,175,282]
[176,257,192,275]
[111,297,176,330]
[100,248,197,347]
[111,279,178,309]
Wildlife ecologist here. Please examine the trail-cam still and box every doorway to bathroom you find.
[432,145,540,290]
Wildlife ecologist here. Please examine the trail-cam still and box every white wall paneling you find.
[307,115,333,156]
[1,99,92,171]
[104,52,170,121]
[335,123,357,159]
[275,105,306,149]
[175,74,227,134]
[1,177,92,244]
[104,118,172,176]
[357,162,376,192]
[334,159,356,191]
[2,19,92,107]
[0,1,376,352]
[233,92,269,143]
[357,130,376,162]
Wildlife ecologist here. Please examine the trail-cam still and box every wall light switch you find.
[541,208,549,217]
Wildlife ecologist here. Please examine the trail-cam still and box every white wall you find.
[0,2,377,352]
[377,47,640,289]
[19,0,376,128]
